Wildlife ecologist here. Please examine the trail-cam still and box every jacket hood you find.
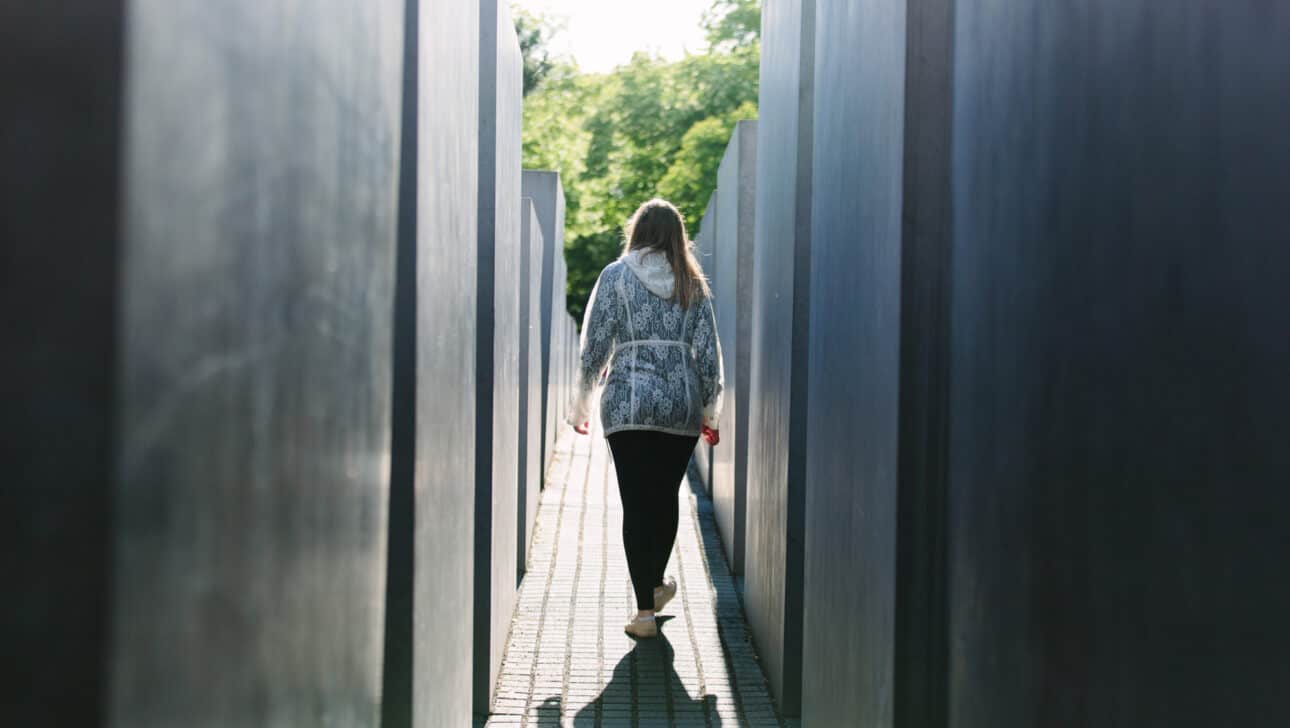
[622,247,675,298]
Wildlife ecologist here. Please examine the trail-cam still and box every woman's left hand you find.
[573,421,590,435]
[701,426,720,446]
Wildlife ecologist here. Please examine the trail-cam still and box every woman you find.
[568,198,724,639]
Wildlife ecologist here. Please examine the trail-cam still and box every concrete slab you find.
[798,0,906,724]
[518,198,544,573]
[2,3,127,724]
[474,0,523,714]
[521,170,566,474]
[712,120,757,576]
[743,0,815,715]
[944,2,1290,725]
[109,2,404,725]
[403,0,481,724]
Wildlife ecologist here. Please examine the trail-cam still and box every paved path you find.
[483,427,797,727]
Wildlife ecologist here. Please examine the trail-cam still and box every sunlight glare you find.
[515,0,711,74]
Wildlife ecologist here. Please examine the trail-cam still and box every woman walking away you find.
[568,198,724,639]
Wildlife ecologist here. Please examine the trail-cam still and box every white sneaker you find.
[624,614,658,639]
[654,577,678,612]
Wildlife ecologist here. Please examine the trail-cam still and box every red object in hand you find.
[701,426,720,446]
[574,421,590,435]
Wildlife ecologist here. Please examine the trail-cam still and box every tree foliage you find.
[513,7,564,96]
[518,1,760,323]
[702,0,761,51]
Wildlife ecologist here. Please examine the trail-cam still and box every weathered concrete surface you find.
[406,0,480,724]
[518,198,544,572]
[106,1,405,725]
[711,121,757,576]
[381,0,424,723]
[793,0,1290,725]
[1,3,126,725]
[521,170,566,472]
[943,3,1290,726]
[744,0,814,715]
[891,1,955,726]
[799,0,906,725]
[473,0,523,715]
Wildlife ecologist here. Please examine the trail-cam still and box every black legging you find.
[606,430,699,610]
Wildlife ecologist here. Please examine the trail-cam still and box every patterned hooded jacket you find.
[567,247,724,437]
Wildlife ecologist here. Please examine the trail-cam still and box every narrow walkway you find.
[484,427,797,727]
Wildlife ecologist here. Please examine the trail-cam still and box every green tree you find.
[657,100,758,229]
[702,0,761,50]
[513,6,563,96]
[521,1,762,323]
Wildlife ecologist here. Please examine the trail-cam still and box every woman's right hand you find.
[573,421,590,435]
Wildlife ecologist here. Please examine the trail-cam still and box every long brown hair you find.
[623,198,711,309]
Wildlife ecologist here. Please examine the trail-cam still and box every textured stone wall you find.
[521,170,567,471]
[382,0,474,724]
[113,2,405,725]
[3,2,127,724]
[943,2,1290,725]
[798,1,906,723]
[518,197,545,571]
[711,121,757,576]
[401,1,482,724]
[473,0,523,715]
[3,0,503,725]
[781,0,1290,725]
[743,0,814,715]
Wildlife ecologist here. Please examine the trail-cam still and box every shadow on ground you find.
[491,457,790,727]
[531,628,721,726]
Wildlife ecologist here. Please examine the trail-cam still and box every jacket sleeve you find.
[692,294,724,428]
[567,267,618,426]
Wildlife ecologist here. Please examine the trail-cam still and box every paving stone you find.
[484,428,796,727]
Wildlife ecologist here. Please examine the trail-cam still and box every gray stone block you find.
[743,0,814,715]
[2,3,127,724]
[942,3,1290,726]
[712,120,757,576]
[796,0,1290,725]
[381,1,485,722]
[521,170,566,472]
[402,0,481,724]
[7,1,407,725]
[799,0,906,724]
[890,1,954,725]
[518,197,544,573]
[407,2,485,722]
[117,2,403,723]
[474,0,522,715]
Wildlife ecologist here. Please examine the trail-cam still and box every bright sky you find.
[515,0,710,74]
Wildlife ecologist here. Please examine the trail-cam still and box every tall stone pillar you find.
[744,0,816,714]
[712,120,758,576]
[518,197,545,571]
[521,170,566,472]
[5,2,407,725]
[473,0,523,715]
